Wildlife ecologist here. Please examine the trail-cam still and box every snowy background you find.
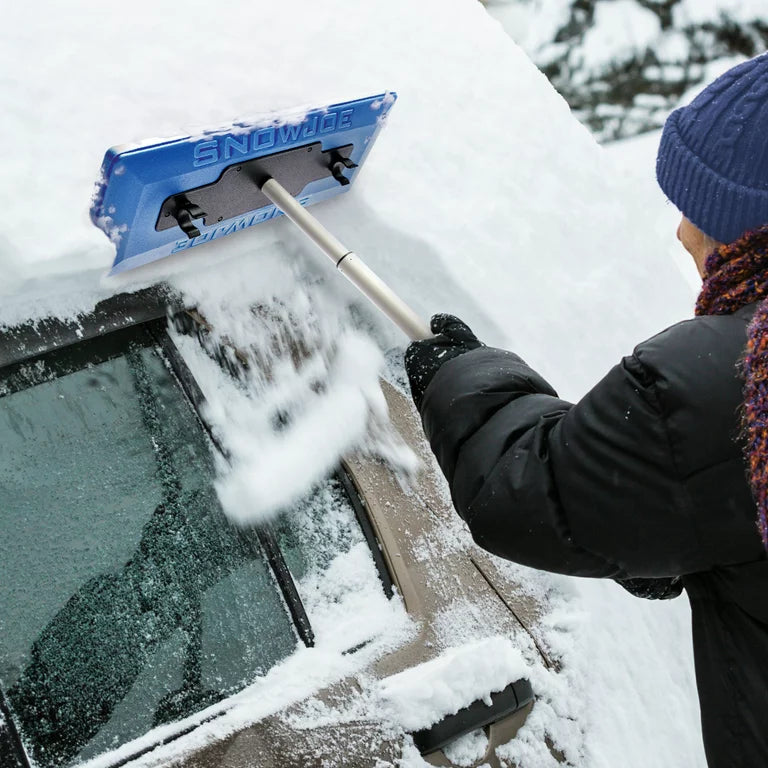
[486,0,768,141]
[2,0,760,765]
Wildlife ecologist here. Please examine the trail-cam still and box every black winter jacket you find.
[418,302,768,768]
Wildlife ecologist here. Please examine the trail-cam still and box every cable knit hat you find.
[657,54,768,245]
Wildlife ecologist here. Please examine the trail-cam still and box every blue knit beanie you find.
[656,53,768,245]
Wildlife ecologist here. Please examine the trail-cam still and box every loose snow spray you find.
[215,331,387,523]
[170,247,418,525]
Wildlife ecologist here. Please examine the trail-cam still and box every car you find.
[0,287,552,768]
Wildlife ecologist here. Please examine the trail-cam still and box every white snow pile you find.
[2,0,710,765]
[378,636,527,732]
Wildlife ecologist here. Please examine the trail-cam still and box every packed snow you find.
[443,728,490,767]
[0,0,721,765]
[378,637,528,731]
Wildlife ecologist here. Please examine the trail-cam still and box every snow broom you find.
[91,93,431,341]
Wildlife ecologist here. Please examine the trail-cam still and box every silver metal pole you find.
[261,178,432,341]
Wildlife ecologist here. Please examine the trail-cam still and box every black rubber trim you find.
[256,527,315,648]
[412,678,534,756]
[0,286,172,369]
[336,467,395,599]
[0,686,30,768]
[0,319,162,396]
[100,710,222,768]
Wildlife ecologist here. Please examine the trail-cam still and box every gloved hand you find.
[404,314,483,410]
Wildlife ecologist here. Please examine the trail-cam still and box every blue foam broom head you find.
[90,93,397,274]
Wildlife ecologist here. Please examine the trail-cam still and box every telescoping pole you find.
[260,178,432,342]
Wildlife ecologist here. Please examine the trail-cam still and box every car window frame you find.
[0,290,396,768]
[0,314,312,767]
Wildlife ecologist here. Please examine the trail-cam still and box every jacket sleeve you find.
[419,346,700,579]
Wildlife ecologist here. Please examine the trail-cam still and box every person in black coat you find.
[405,55,768,768]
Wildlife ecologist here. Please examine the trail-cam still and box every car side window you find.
[273,477,366,584]
[0,331,297,767]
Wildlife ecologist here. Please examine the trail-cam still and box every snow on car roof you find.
[1,0,691,387]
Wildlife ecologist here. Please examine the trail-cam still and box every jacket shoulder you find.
[633,304,755,382]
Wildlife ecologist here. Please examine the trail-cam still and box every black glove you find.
[404,314,483,410]
[614,576,683,600]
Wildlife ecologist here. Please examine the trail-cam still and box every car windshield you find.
[0,328,299,767]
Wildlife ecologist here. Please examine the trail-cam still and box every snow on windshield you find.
[1,0,706,765]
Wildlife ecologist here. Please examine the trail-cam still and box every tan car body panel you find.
[173,382,547,768]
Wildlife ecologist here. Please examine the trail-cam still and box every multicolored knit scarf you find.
[695,224,768,549]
